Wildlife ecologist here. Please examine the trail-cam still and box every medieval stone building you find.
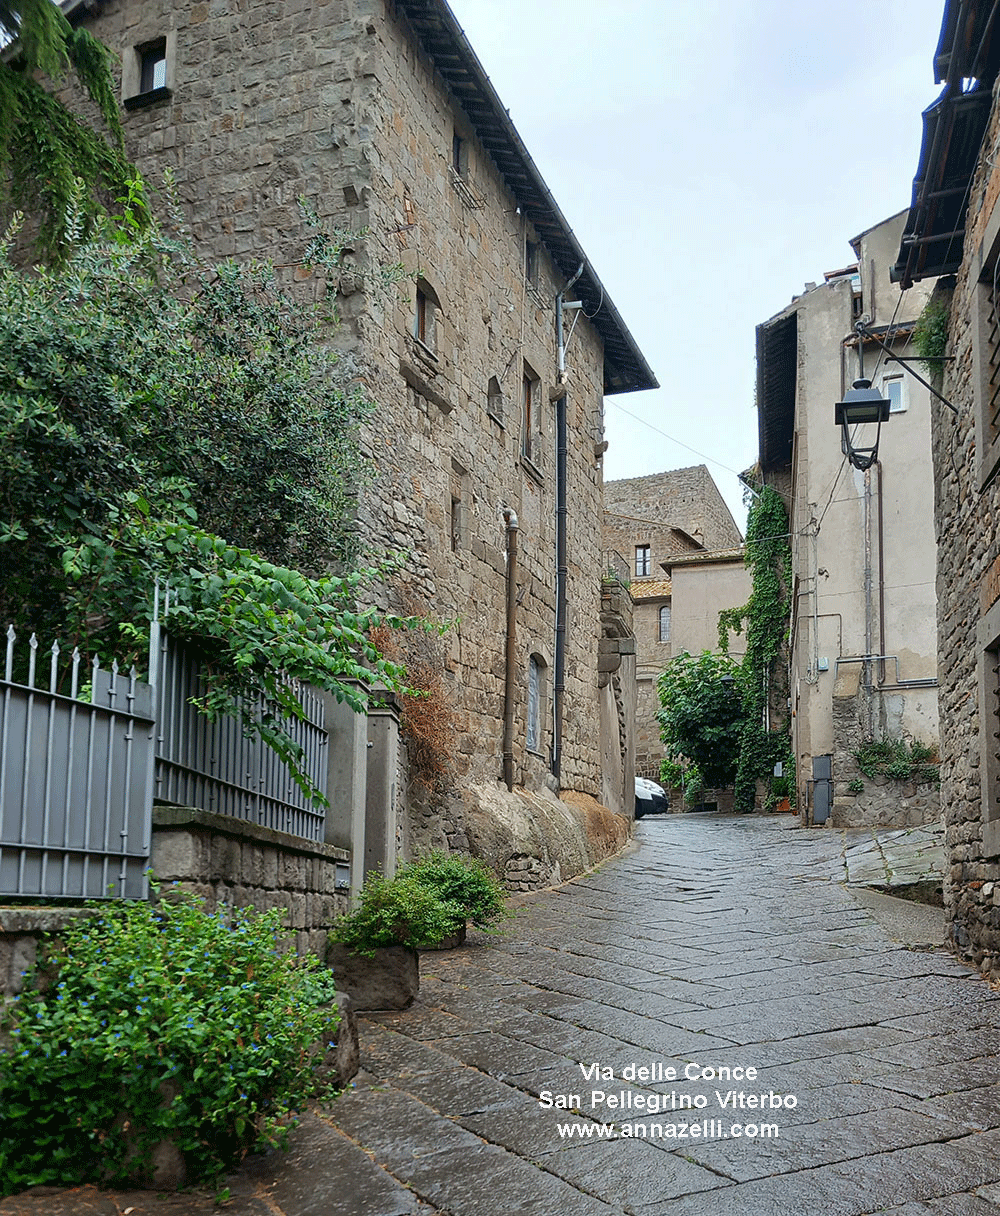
[892,0,1000,973]
[57,0,655,885]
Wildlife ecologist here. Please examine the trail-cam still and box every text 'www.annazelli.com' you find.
[556,1119,778,1141]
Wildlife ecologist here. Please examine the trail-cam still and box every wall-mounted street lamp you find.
[835,378,890,471]
[835,319,957,470]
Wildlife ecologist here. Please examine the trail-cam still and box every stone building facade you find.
[757,211,940,830]
[602,467,745,781]
[56,0,655,882]
[891,1,1000,973]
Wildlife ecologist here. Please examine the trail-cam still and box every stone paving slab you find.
[5,812,1000,1215]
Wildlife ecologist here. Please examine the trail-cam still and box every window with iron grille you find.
[659,603,671,643]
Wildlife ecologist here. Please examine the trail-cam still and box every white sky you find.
[446,0,946,530]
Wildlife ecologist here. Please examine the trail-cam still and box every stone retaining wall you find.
[150,806,350,957]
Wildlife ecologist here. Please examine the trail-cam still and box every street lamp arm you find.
[854,321,958,416]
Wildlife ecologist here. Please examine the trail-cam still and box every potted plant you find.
[327,870,463,1010]
[404,851,509,946]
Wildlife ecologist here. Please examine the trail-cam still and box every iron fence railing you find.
[602,549,630,586]
[0,608,331,898]
[0,628,154,899]
[153,632,327,843]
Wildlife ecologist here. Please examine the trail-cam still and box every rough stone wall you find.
[63,0,621,878]
[603,466,743,782]
[829,693,940,829]
[929,81,1000,976]
[151,808,350,957]
[0,908,94,999]
[604,465,744,563]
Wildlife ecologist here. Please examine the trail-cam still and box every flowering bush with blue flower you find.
[0,888,340,1195]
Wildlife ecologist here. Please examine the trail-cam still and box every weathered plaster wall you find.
[769,226,939,825]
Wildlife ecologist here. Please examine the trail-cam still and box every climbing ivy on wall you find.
[0,0,143,256]
[719,483,793,812]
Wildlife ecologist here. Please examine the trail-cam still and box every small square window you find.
[123,33,174,109]
[140,43,167,93]
[635,545,651,578]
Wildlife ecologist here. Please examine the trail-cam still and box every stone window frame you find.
[122,31,177,111]
[413,278,440,358]
[635,544,651,578]
[520,361,541,469]
[526,652,548,756]
[979,593,1000,857]
[658,603,672,643]
[972,203,1000,491]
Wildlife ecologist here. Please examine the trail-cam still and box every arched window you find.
[659,604,672,643]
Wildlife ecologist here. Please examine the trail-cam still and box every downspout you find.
[876,460,887,687]
[502,507,519,792]
[863,466,875,737]
[553,262,584,780]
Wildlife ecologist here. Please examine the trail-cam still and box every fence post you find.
[320,684,368,907]
[365,690,401,882]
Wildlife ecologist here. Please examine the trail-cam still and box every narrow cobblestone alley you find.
[309,814,1000,1216]
[6,813,1000,1216]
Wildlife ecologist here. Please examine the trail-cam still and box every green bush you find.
[0,891,339,1195]
[405,852,508,931]
[847,778,865,795]
[854,738,940,784]
[328,871,464,957]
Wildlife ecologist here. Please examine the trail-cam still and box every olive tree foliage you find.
[0,0,142,256]
[0,189,415,799]
[656,650,745,792]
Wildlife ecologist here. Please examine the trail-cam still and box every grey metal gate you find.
[0,629,154,899]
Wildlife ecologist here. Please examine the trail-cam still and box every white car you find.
[634,777,669,819]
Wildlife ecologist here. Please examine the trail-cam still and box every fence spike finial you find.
[49,639,60,694]
[5,625,14,682]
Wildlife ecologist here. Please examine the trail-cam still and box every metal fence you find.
[0,614,330,898]
[602,549,630,585]
[153,631,328,843]
[0,628,154,899]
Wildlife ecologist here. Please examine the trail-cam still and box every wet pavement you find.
[5,813,1000,1216]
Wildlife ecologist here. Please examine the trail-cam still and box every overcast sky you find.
[446,0,946,530]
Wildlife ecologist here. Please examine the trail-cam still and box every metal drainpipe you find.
[553,391,567,779]
[876,460,887,687]
[502,507,519,792]
[863,465,875,737]
[553,263,584,781]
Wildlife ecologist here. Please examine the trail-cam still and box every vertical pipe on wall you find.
[553,263,583,782]
[553,391,567,779]
[502,507,519,792]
